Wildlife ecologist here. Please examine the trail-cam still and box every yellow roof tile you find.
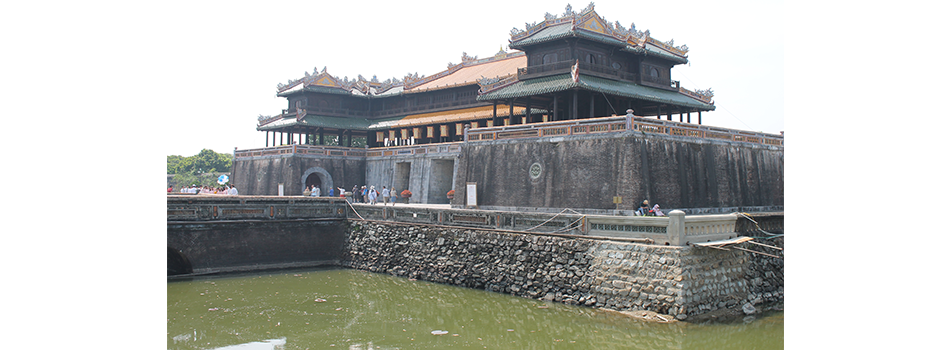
[408,55,526,91]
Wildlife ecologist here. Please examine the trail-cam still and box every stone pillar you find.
[625,109,634,130]
[667,210,686,246]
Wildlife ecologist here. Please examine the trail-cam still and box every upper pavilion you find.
[256,3,715,149]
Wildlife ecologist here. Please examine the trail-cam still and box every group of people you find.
[635,200,664,216]
[173,184,238,195]
[305,185,347,198]
[349,185,399,205]
[304,184,399,205]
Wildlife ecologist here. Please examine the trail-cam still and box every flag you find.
[571,59,579,83]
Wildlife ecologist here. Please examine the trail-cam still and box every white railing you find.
[586,211,738,246]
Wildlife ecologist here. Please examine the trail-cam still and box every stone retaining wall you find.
[341,220,782,320]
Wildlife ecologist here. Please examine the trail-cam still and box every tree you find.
[167,149,234,188]
[168,149,232,175]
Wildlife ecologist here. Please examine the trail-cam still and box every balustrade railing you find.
[516,61,639,82]
[465,115,783,147]
[236,143,462,160]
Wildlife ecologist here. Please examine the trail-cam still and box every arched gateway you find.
[301,167,333,195]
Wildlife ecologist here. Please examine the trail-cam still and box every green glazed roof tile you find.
[477,74,714,110]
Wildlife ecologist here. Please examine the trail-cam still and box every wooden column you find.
[589,93,595,119]
[657,105,661,120]
[572,90,578,120]
[509,99,515,125]
[318,128,324,145]
[687,112,691,123]
[698,111,702,125]
[492,101,498,126]
[265,131,269,147]
[526,96,532,124]
[338,129,344,146]
[553,95,558,121]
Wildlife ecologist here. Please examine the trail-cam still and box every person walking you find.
[367,186,378,205]
[381,186,390,206]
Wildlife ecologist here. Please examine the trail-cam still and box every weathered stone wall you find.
[363,154,456,204]
[341,220,781,320]
[454,132,783,211]
[167,219,347,274]
[232,155,365,196]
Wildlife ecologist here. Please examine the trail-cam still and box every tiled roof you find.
[277,85,358,98]
[478,74,715,110]
[257,105,547,132]
[368,105,543,130]
[257,115,373,131]
[407,55,526,92]
[510,24,625,49]
[477,74,579,100]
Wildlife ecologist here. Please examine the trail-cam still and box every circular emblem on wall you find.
[529,162,543,180]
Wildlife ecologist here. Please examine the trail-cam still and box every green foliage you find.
[167,149,234,188]
[167,149,233,175]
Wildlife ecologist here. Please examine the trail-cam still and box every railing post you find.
[668,210,686,246]
[625,109,634,131]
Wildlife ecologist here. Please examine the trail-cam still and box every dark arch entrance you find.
[305,173,322,192]
[167,247,192,276]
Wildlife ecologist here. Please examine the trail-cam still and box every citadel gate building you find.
[232,4,783,213]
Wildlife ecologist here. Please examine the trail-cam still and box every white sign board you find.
[466,182,477,208]
[278,183,284,196]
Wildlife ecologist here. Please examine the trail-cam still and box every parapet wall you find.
[341,220,783,320]
[454,130,783,211]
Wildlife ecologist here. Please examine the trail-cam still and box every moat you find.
[168,268,783,349]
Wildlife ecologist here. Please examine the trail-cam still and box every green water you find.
[167,268,782,350]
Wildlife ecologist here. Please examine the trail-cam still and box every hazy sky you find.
[101,0,783,157]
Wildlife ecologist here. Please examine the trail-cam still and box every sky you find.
[50,0,785,157]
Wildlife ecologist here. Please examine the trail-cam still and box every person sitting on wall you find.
[636,200,650,216]
[650,204,665,216]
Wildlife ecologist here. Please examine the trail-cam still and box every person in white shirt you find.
[381,186,390,206]
[227,185,238,195]
[312,186,320,197]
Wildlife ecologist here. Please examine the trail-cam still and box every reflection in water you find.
[168,268,782,349]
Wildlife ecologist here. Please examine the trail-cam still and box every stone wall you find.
[363,154,456,205]
[232,154,365,196]
[453,131,784,211]
[341,220,782,320]
[167,219,347,275]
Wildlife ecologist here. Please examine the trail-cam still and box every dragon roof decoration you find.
[276,50,525,96]
[509,2,689,58]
